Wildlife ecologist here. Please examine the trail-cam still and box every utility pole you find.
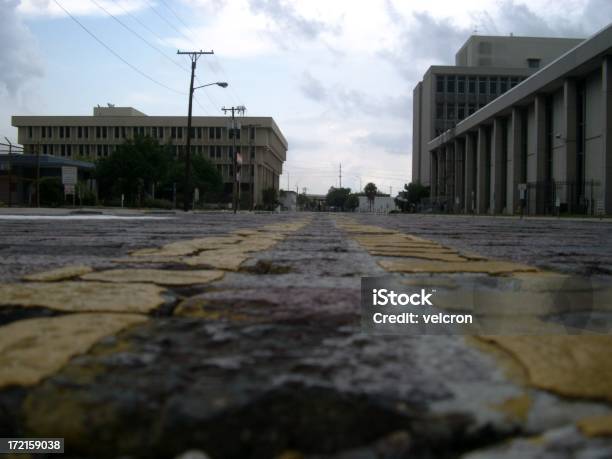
[287,172,289,191]
[339,163,342,188]
[36,142,40,208]
[177,49,214,212]
[222,105,246,214]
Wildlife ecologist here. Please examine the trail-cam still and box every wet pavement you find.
[1,210,611,458]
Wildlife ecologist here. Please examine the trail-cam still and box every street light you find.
[183,81,228,212]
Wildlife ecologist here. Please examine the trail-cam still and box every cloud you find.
[299,71,328,102]
[17,0,148,17]
[0,0,44,96]
[247,0,338,42]
[356,130,412,156]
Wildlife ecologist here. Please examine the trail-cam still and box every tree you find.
[297,193,312,210]
[38,177,63,207]
[95,136,173,205]
[364,182,378,211]
[345,193,360,211]
[325,187,351,211]
[262,187,278,210]
[395,182,430,212]
[163,154,223,201]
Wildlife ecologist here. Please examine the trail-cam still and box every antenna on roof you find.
[107,103,115,107]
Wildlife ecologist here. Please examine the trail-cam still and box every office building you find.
[412,35,583,187]
[11,106,287,205]
[427,24,612,216]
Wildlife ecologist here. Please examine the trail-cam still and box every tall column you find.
[603,56,612,214]
[465,133,476,213]
[476,126,488,214]
[491,118,504,214]
[431,150,438,201]
[438,147,445,205]
[446,144,454,210]
[534,95,547,214]
[563,79,577,212]
[507,108,522,214]
[454,138,464,213]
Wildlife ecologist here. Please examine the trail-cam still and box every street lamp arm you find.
[193,82,228,91]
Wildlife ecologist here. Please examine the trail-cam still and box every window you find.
[42,127,46,138]
[84,127,89,139]
[97,145,102,157]
[121,127,126,139]
[489,78,497,94]
[103,145,109,156]
[469,77,476,94]
[171,127,177,139]
[446,76,455,93]
[447,104,455,120]
[436,103,444,120]
[158,127,163,139]
[65,127,70,138]
[500,78,508,93]
[479,78,487,94]
[102,127,107,139]
[458,76,465,94]
[61,144,66,156]
[468,104,475,115]
[79,144,84,155]
[510,77,519,88]
[458,105,465,120]
[78,126,83,138]
[66,145,72,156]
[216,146,222,158]
[96,126,101,138]
[28,126,33,138]
[228,127,241,140]
[60,126,65,138]
[43,144,48,154]
[197,127,202,139]
[250,146,255,159]
[216,127,222,139]
[249,126,256,140]
[177,127,183,139]
[47,127,53,138]
[115,127,120,139]
[527,58,541,69]
[436,75,444,93]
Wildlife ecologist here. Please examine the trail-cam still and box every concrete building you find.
[11,106,287,205]
[413,35,583,187]
[357,196,398,213]
[428,24,612,216]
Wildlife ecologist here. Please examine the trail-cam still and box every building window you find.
[84,127,89,139]
[41,127,46,138]
[28,126,33,138]
[458,105,465,120]
[250,146,255,159]
[468,104,475,115]
[447,104,455,120]
[65,127,70,138]
[527,58,541,69]
[60,144,66,156]
[171,127,176,139]
[121,127,126,139]
[103,145,108,156]
[66,145,72,157]
[468,77,476,94]
[79,144,84,155]
[436,75,444,93]
[197,127,202,139]
[510,77,519,88]
[102,127,107,138]
[216,127,222,139]
[446,75,455,93]
[158,127,163,139]
[489,78,497,94]
[216,146,222,158]
[177,127,183,139]
[436,103,444,120]
[60,126,65,138]
[47,127,53,138]
[96,126,101,138]
[479,78,487,94]
[457,76,465,94]
[77,126,82,138]
[500,78,508,93]
[249,126,256,140]
[42,144,48,154]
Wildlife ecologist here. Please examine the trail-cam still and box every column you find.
[491,118,504,214]
[454,138,464,212]
[438,148,445,206]
[431,150,438,201]
[476,126,488,214]
[603,57,612,214]
[534,95,547,214]
[563,79,577,212]
[507,108,522,214]
[446,144,454,210]
[464,133,476,213]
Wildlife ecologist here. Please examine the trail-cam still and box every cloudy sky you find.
[1,0,611,194]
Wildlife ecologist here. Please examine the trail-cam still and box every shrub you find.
[39,177,64,207]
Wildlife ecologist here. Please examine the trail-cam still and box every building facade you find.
[413,36,583,187]
[11,106,288,206]
[427,24,612,216]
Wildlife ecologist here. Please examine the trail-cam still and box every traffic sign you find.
[62,166,77,185]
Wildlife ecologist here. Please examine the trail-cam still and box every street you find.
[1,210,612,458]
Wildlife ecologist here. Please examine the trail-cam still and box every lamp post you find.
[183,81,228,212]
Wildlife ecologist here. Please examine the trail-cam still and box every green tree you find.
[297,193,312,210]
[325,187,351,211]
[345,193,360,211]
[395,182,430,211]
[95,136,173,205]
[38,177,63,207]
[364,182,378,211]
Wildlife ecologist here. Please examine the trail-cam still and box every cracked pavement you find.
[1,210,612,458]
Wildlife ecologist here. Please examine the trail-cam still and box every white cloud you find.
[17,0,148,18]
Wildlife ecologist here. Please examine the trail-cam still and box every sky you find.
[1,0,611,194]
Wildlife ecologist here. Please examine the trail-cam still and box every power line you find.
[53,0,185,95]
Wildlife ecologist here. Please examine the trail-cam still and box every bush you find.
[143,198,173,209]
[39,177,64,207]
